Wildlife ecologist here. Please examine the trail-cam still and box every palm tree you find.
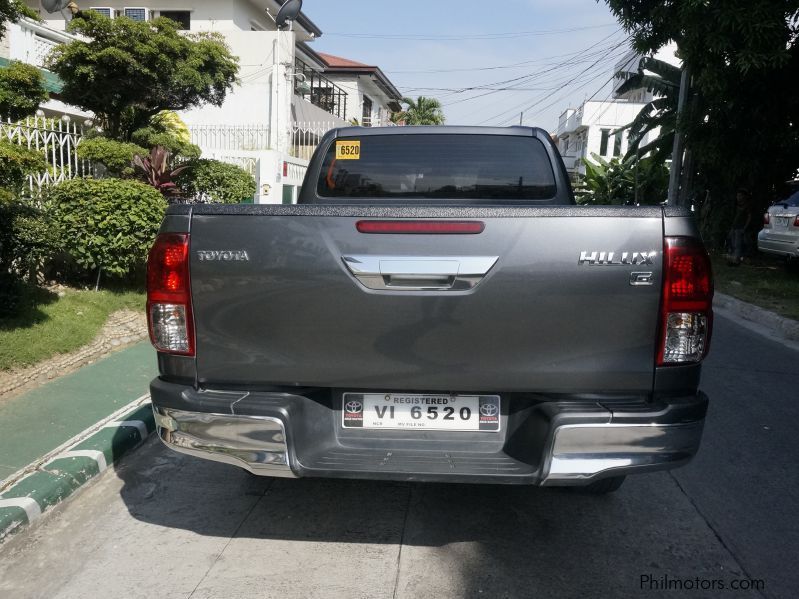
[617,57,681,162]
[399,96,446,126]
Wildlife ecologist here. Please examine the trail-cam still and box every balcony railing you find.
[4,17,81,69]
[294,57,348,121]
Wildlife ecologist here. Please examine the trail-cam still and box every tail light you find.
[794,216,799,227]
[147,233,194,356]
[657,237,714,366]
[763,213,770,227]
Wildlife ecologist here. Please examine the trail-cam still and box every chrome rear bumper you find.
[153,394,706,485]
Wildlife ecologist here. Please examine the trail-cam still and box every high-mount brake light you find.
[657,237,714,366]
[147,233,194,356]
[356,220,485,234]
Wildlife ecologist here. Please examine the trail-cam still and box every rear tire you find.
[576,476,626,495]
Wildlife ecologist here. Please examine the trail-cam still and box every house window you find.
[123,8,148,21]
[159,10,190,30]
[613,131,623,157]
[89,7,113,18]
[599,128,610,156]
[362,95,373,127]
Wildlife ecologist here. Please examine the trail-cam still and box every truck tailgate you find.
[189,208,664,394]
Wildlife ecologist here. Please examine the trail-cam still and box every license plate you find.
[776,216,790,226]
[342,393,500,432]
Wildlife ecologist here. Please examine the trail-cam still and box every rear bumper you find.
[150,379,707,486]
[757,231,799,257]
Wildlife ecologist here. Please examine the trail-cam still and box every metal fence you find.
[1,116,88,192]
[189,124,271,151]
[290,121,338,160]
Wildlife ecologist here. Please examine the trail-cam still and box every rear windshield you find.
[315,134,557,202]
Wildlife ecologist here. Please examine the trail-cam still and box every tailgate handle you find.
[342,256,498,291]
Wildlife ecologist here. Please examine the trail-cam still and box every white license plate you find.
[776,216,791,226]
[342,393,500,432]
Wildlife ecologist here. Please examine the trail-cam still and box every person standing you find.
[728,188,753,265]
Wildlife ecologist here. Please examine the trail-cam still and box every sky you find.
[304,0,631,131]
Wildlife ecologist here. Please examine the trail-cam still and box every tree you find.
[0,0,38,37]
[48,11,238,140]
[0,60,49,121]
[616,57,680,163]
[603,0,799,221]
[399,96,446,125]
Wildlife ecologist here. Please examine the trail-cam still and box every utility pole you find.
[519,111,524,126]
[667,66,690,206]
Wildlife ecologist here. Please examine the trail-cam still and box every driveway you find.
[0,314,795,599]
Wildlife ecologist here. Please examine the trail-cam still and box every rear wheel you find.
[576,476,626,495]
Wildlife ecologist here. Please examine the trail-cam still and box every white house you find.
[555,43,681,181]
[16,0,399,203]
[314,51,403,127]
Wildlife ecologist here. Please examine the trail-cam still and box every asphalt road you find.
[0,314,796,599]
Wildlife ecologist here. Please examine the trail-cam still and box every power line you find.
[322,23,618,41]
[442,31,628,120]
[478,37,632,126]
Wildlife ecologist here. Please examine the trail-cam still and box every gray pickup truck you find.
[147,126,714,494]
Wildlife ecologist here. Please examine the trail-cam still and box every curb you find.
[0,396,155,542]
[714,292,799,343]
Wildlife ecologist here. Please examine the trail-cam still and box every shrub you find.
[0,140,47,192]
[0,61,49,121]
[131,110,201,160]
[76,137,147,177]
[176,159,257,204]
[0,193,59,282]
[49,178,166,277]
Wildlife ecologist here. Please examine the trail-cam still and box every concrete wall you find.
[178,30,281,127]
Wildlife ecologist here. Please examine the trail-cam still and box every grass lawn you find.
[0,285,145,371]
[711,252,799,321]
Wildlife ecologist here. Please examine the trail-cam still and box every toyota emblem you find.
[480,403,499,417]
[345,401,363,414]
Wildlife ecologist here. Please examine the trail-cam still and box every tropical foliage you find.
[575,153,669,206]
[48,10,238,141]
[616,57,680,162]
[398,96,446,125]
[133,146,189,200]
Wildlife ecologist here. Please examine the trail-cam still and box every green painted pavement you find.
[0,342,156,482]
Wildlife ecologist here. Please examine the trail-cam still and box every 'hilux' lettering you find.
[579,251,657,266]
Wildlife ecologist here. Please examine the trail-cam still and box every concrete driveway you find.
[0,313,795,599]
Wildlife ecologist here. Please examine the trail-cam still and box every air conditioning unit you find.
[123,7,149,21]
[89,7,114,18]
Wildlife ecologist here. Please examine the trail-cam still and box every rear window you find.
[315,134,557,202]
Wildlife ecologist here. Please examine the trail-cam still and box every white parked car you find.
[758,191,799,260]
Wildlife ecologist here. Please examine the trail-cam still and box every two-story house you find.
[11,1,403,203]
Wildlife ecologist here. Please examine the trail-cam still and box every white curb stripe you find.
[60,450,108,472]
[1,394,151,494]
[104,420,148,441]
[0,497,42,523]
